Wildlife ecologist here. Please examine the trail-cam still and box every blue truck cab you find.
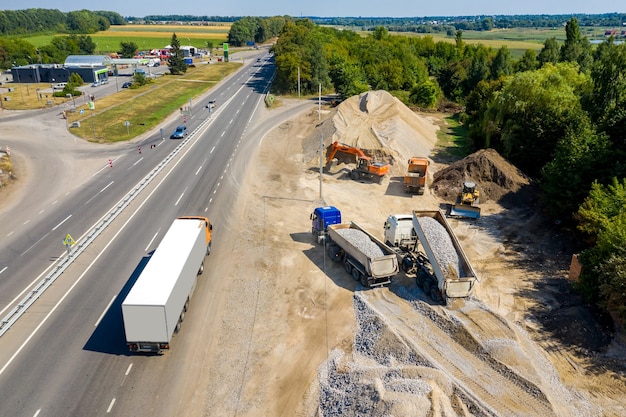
[310,206,341,244]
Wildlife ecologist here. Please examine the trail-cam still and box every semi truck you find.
[310,206,342,244]
[404,210,478,301]
[121,216,213,353]
[383,214,417,250]
[326,222,399,287]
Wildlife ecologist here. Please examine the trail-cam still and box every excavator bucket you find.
[449,204,481,219]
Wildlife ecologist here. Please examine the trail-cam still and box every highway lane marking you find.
[195,165,202,176]
[128,157,143,170]
[145,229,160,252]
[33,409,41,417]
[84,181,115,206]
[92,155,124,177]
[52,200,58,205]
[51,215,72,231]
[220,131,225,137]
[23,220,30,225]
[106,398,116,413]
[229,118,234,124]
[125,363,133,376]
[210,146,215,153]
[0,266,7,275]
[38,210,44,214]
[95,296,116,327]
[174,187,188,206]
[7,231,13,236]
[19,214,73,256]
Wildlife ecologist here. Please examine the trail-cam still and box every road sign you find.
[63,234,76,246]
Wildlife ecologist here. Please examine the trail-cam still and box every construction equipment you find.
[325,141,389,184]
[449,181,481,219]
[404,157,429,194]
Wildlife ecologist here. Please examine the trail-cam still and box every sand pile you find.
[431,148,533,203]
[304,90,439,169]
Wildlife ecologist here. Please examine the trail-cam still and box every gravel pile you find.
[335,228,384,258]
[416,216,465,279]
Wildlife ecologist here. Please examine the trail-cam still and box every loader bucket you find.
[449,204,481,219]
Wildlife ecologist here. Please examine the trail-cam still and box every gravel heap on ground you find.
[431,148,532,203]
[303,90,439,173]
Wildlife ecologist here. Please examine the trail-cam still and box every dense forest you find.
[262,17,626,323]
[0,9,125,35]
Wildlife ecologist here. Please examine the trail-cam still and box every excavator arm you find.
[326,141,370,165]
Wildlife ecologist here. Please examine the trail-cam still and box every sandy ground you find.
[3,90,626,416]
[200,92,626,416]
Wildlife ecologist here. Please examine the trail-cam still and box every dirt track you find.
[199,92,626,416]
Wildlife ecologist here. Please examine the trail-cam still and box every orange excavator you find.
[325,141,389,184]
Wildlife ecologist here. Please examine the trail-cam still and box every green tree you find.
[490,46,512,79]
[537,37,560,67]
[560,17,593,72]
[168,33,186,75]
[515,49,538,72]
[409,80,439,108]
[485,63,590,177]
[120,41,138,58]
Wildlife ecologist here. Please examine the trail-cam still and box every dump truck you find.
[403,210,477,301]
[310,206,342,244]
[404,157,429,194]
[383,214,417,250]
[122,216,213,353]
[326,222,399,287]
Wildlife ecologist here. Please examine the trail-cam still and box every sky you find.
[3,0,626,18]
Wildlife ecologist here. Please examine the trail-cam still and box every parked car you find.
[122,81,133,88]
[205,99,216,109]
[170,125,188,139]
[53,82,67,90]
[91,81,100,87]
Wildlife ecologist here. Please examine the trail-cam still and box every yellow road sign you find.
[63,234,76,246]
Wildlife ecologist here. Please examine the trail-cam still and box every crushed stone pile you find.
[334,228,384,258]
[303,90,439,172]
[431,148,532,203]
[416,216,464,279]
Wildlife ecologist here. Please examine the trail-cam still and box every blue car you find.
[170,125,188,139]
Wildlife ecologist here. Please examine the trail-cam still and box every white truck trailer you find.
[409,210,477,301]
[122,216,212,353]
[326,222,399,288]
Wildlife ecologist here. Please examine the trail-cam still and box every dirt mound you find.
[304,90,439,171]
[431,148,532,203]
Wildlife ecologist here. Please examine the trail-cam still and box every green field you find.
[24,24,231,53]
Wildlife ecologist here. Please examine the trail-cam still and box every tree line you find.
[0,8,125,35]
[268,17,626,323]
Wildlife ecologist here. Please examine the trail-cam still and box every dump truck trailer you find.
[326,222,399,287]
[122,216,212,353]
[404,157,429,194]
[408,210,478,301]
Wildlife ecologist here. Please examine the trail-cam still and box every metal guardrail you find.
[0,117,214,337]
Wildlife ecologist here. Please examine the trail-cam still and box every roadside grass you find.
[433,113,473,162]
[65,62,241,143]
[0,83,71,110]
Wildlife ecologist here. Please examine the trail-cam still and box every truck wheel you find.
[180,310,185,322]
[344,261,352,274]
[430,287,442,303]
[184,298,190,312]
[350,170,360,180]
[175,321,182,333]
[198,261,204,275]
[352,268,360,282]
[206,242,212,256]
[377,175,383,185]
[328,245,342,261]
[360,275,369,287]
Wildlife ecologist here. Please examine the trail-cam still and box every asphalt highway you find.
[0,52,288,416]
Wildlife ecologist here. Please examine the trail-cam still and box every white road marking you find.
[195,165,202,176]
[145,229,160,252]
[51,215,72,231]
[0,267,7,274]
[38,210,45,214]
[125,363,133,376]
[174,187,188,206]
[52,200,58,205]
[94,296,116,327]
[23,220,30,225]
[210,146,215,153]
[84,181,115,205]
[33,409,41,417]
[106,398,116,413]
[129,157,143,169]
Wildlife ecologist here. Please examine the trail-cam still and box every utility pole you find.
[319,83,323,199]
